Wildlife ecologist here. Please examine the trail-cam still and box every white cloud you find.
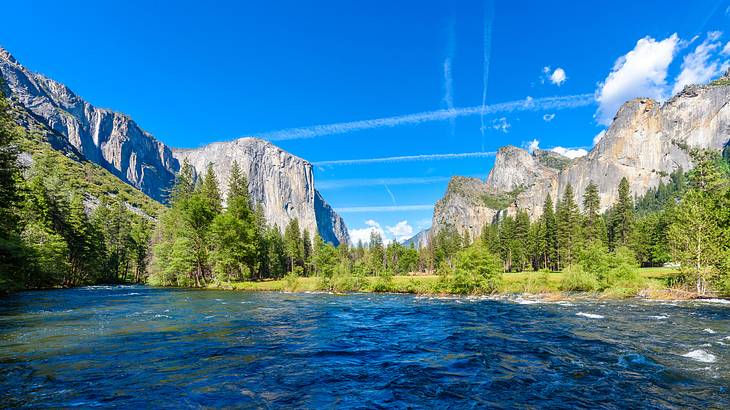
[524,138,540,152]
[595,34,679,126]
[550,67,567,86]
[592,130,606,146]
[386,220,414,242]
[491,117,511,133]
[349,220,390,245]
[543,113,555,122]
[551,146,588,159]
[723,41,730,56]
[672,32,725,94]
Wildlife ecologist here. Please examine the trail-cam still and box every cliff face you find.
[0,47,177,202]
[0,46,348,244]
[173,138,349,245]
[431,73,730,242]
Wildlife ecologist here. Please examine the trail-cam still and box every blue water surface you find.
[0,286,729,408]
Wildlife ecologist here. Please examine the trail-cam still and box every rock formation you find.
[0,46,348,245]
[431,71,730,242]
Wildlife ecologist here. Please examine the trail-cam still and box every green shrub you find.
[522,269,550,294]
[284,271,299,292]
[369,275,395,292]
[560,264,598,291]
[446,241,502,294]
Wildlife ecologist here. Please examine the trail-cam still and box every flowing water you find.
[0,286,729,408]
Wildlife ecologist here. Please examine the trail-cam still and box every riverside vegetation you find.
[1,89,730,298]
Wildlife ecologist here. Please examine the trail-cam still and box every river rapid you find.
[1,286,728,408]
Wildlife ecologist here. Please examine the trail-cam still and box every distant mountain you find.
[402,228,430,249]
[0,46,348,245]
[429,69,730,242]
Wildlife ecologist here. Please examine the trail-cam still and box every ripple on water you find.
[576,312,605,319]
[682,349,717,363]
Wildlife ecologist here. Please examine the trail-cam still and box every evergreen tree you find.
[284,218,303,274]
[556,184,581,268]
[582,181,607,243]
[0,87,25,288]
[368,230,385,275]
[200,163,222,214]
[610,177,634,248]
[540,193,558,270]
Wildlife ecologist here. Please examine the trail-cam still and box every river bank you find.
[205,267,720,300]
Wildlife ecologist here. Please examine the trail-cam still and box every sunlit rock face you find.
[0,47,348,245]
[430,73,730,243]
[173,138,349,245]
[0,47,178,202]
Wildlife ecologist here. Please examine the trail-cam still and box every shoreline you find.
[202,270,725,301]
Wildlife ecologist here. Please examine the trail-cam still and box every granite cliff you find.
[430,70,730,243]
[0,46,348,245]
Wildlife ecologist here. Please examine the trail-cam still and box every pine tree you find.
[556,184,581,268]
[540,194,558,270]
[368,230,385,275]
[611,177,634,248]
[582,181,607,244]
[200,163,222,214]
[284,218,303,274]
[170,159,195,204]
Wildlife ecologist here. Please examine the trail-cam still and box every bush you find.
[522,269,551,294]
[369,275,394,292]
[284,271,299,292]
[560,264,598,292]
[445,241,502,294]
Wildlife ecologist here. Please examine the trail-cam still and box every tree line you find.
[423,150,730,295]
[2,81,730,295]
[0,90,152,291]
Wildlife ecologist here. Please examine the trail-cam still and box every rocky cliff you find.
[0,46,348,245]
[431,71,730,242]
[173,138,349,245]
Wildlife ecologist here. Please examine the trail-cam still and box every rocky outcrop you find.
[0,47,177,202]
[431,72,730,242]
[314,190,350,246]
[0,46,348,244]
[402,228,431,249]
[173,138,349,245]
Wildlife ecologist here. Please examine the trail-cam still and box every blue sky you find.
[4,0,730,243]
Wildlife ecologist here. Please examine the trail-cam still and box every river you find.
[0,286,728,408]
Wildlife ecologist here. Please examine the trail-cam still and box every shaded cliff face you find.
[0,47,178,202]
[173,138,349,246]
[431,74,730,242]
[0,47,348,244]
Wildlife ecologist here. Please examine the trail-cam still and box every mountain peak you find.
[0,46,17,64]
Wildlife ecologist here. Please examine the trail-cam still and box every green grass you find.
[208,267,685,299]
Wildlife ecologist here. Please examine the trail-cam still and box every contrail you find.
[317,176,453,190]
[480,0,495,150]
[443,16,456,136]
[383,183,397,205]
[313,151,498,167]
[316,175,488,190]
[336,205,435,213]
[261,93,594,141]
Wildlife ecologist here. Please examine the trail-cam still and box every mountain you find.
[431,69,730,242]
[0,46,349,245]
[173,138,349,244]
[402,228,430,249]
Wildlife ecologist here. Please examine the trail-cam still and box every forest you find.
[1,89,730,296]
